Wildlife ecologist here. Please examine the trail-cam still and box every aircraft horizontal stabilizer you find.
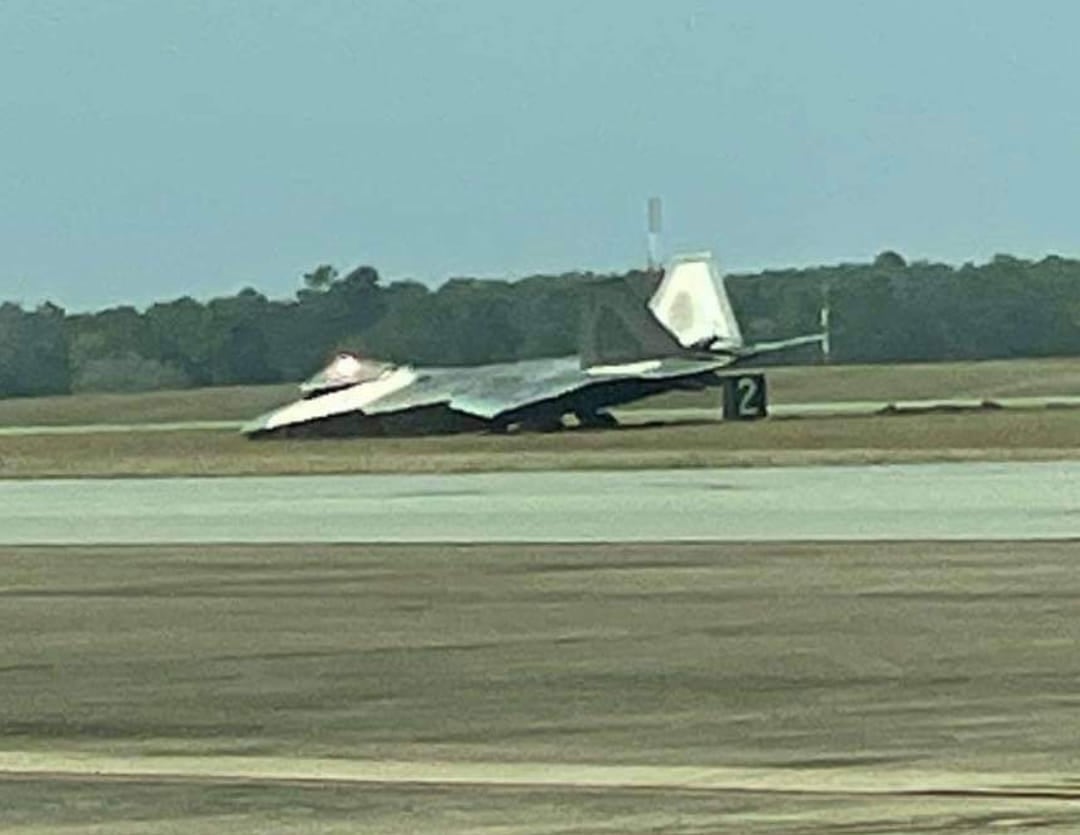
[730,332,827,359]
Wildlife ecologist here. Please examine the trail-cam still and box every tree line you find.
[2,251,1079,398]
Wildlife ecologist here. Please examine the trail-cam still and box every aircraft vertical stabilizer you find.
[578,275,687,369]
[647,254,744,352]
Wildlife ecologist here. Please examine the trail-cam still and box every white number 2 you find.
[736,376,760,417]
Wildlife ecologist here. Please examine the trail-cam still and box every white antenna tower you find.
[646,196,663,271]
[820,284,832,363]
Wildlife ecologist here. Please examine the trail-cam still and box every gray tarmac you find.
[0,420,240,436]
[1,460,1078,544]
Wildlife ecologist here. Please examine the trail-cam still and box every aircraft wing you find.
[243,355,732,437]
[353,355,734,421]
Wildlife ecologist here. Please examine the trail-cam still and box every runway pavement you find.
[0,420,240,436]
[0,460,1078,544]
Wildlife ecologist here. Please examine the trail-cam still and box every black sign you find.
[722,373,768,421]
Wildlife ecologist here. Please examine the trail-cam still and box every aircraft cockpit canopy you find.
[300,352,396,398]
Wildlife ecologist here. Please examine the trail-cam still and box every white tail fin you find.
[647,253,744,352]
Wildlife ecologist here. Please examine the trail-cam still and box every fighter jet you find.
[242,254,824,438]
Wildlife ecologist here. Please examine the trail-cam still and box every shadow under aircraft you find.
[243,254,825,438]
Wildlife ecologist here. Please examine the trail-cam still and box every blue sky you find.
[2,1,1079,309]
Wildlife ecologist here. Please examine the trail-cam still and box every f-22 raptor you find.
[243,254,825,438]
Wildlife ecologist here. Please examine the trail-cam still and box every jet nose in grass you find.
[240,410,275,436]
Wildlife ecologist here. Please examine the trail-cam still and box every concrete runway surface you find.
[2,540,1080,832]
[1,460,1078,544]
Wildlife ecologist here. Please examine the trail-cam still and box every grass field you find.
[3,541,1080,832]
[2,357,1080,428]
[0,383,295,428]
[0,407,1078,478]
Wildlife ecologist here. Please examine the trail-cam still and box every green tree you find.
[0,302,71,396]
